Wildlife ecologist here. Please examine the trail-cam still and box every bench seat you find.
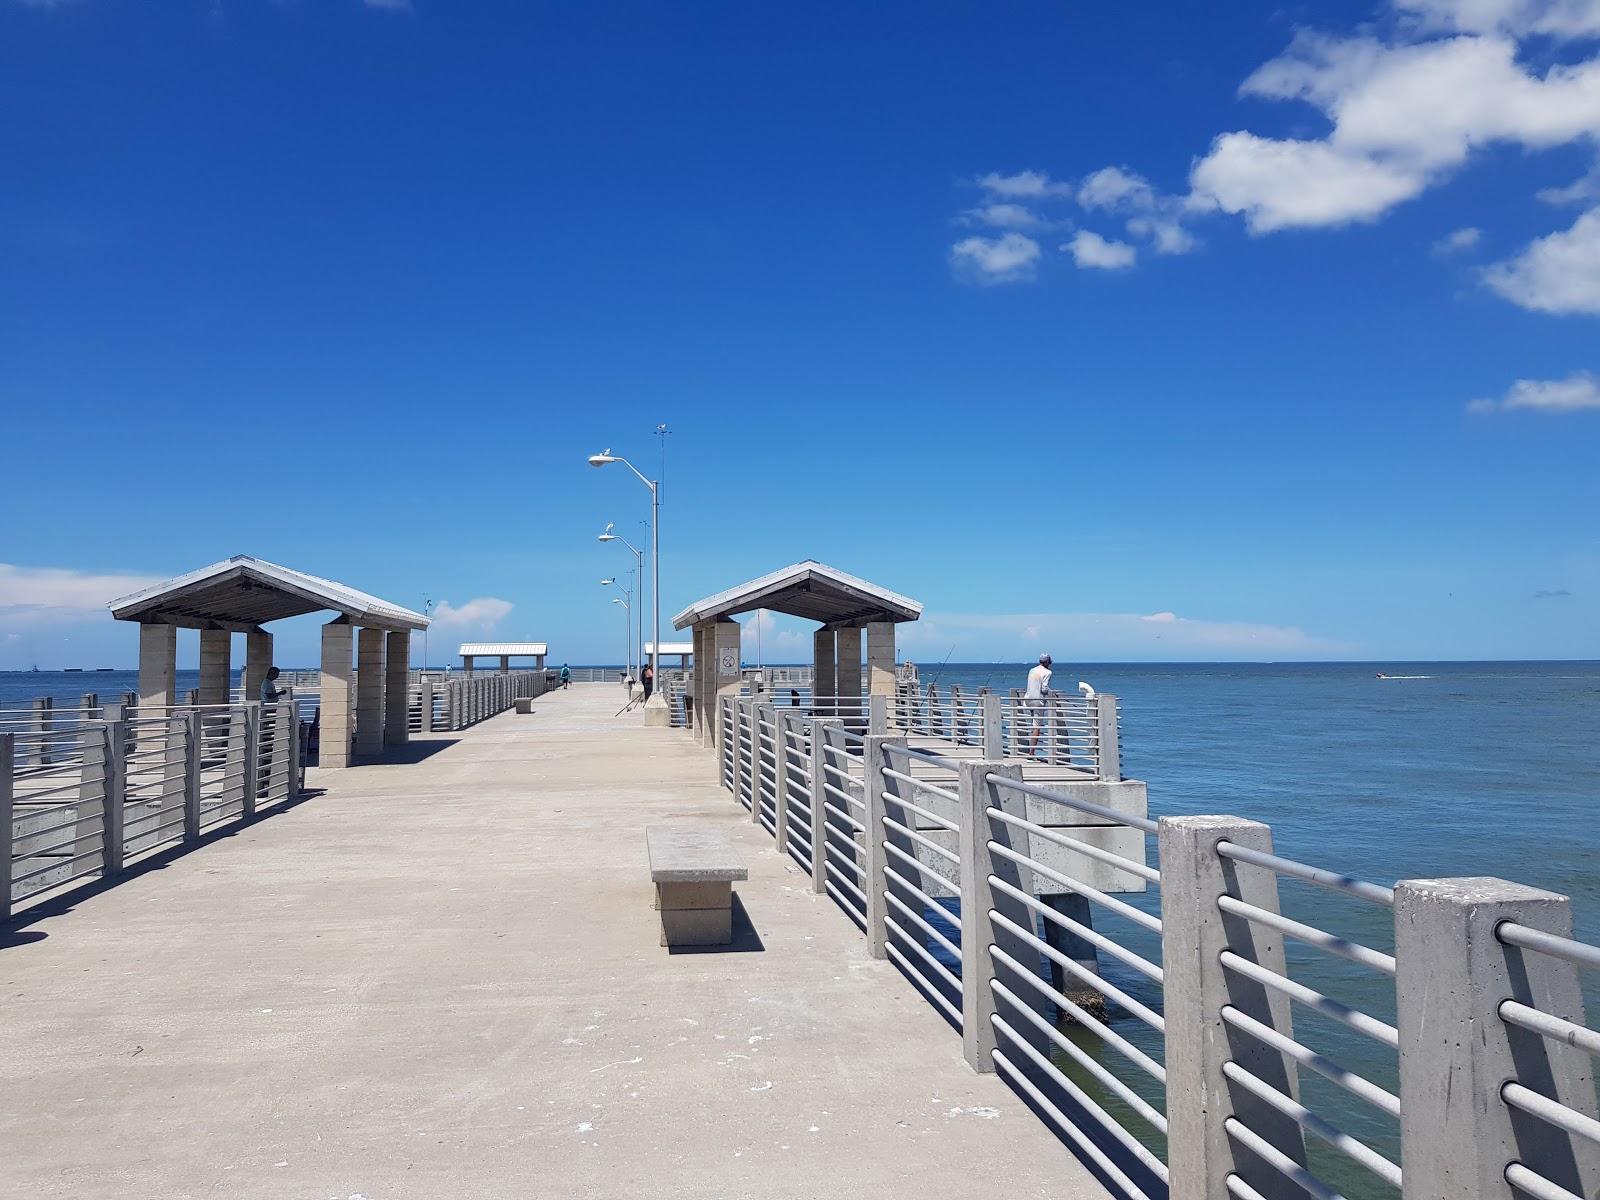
[646,826,747,947]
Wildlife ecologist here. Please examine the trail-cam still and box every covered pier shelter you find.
[672,560,921,749]
[643,641,693,670]
[109,555,429,769]
[459,642,548,674]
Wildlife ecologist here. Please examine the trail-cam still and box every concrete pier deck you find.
[0,684,1111,1200]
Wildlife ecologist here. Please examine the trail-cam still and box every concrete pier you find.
[0,685,1110,1200]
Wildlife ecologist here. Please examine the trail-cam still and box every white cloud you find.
[1191,131,1430,232]
[1540,164,1600,204]
[1077,166,1156,211]
[1126,215,1198,254]
[950,232,1042,284]
[1395,0,1600,37]
[898,609,1345,660]
[0,563,163,626]
[1468,369,1600,410]
[976,170,1073,198]
[1065,230,1137,270]
[1483,205,1600,311]
[1433,225,1483,254]
[961,202,1047,230]
[430,596,515,628]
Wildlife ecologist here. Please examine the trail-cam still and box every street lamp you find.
[598,521,644,691]
[589,449,664,723]
[601,577,634,681]
[611,596,632,687]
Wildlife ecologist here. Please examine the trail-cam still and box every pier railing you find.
[714,697,1600,1200]
[887,683,1121,779]
[405,669,551,734]
[2,700,301,919]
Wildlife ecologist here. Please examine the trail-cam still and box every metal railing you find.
[888,683,1121,780]
[708,699,1600,1200]
[4,700,302,918]
[404,670,553,735]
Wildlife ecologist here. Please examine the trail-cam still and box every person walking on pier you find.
[641,662,655,702]
[560,664,571,689]
[1023,654,1052,758]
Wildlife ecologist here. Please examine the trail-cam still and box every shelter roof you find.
[672,561,921,630]
[458,642,549,657]
[109,555,429,633]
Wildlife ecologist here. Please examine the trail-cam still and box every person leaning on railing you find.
[260,666,283,704]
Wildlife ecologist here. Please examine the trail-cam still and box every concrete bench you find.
[646,825,748,947]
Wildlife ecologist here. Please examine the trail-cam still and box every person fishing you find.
[641,662,655,701]
[1023,653,1052,758]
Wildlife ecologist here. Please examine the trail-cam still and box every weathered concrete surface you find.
[0,684,1110,1200]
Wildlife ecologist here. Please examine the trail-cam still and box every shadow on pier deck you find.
[0,683,1112,1200]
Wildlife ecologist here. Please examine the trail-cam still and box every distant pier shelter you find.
[109,555,429,768]
[459,642,548,674]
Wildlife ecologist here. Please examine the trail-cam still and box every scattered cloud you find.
[1432,225,1483,255]
[1394,0,1600,38]
[1065,231,1137,270]
[0,563,163,627]
[1468,369,1600,411]
[1539,164,1600,206]
[899,609,1347,660]
[950,232,1042,285]
[430,596,515,628]
[975,170,1074,198]
[1077,167,1156,211]
[1534,587,1573,598]
[961,202,1050,231]
[1483,206,1600,313]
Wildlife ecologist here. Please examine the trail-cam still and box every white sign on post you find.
[718,647,739,678]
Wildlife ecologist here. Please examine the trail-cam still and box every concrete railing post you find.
[980,692,1003,758]
[31,696,52,767]
[956,760,1030,1072]
[753,702,774,826]
[1097,694,1121,781]
[1159,815,1307,1200]
[809,718,840,895]
[1395,878,1600,1200]
[183,712,202,844]
[242,703,260,818]
[773,710,794,853]
[75,720,110,879]
[102,718,126,875]
[0,733,12,919]
[862,734,905,960]
[421,679,434,733]
[869,694,888,735]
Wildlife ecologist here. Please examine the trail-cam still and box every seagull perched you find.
[1078,681,1096,698]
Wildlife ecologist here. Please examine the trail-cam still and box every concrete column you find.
[1395,878,1600,1200]
[712,619,742,766]
[981,692,1003,757]
[463,655,474,675]
[421,678,435,733]
[1097,694,1122,781]
[356,627,385,757]
[385,630,409,748]
[536,654,545,670]
[197,627,231,706]
[499,654,509,673]
[807,718,839,895]
[138,622,177,711]
[862,733,905,961]
[1160,815,1306,1200]
[835,627,862,714]
[244,628,273,704]
[0,734,12,919]
[865,621,896,698]
[319,619,354,769]
[812,629,836,708]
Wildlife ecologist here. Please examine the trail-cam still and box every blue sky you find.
[2,0,1598,669]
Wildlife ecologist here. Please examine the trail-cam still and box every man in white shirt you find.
[1023,654,1052,757]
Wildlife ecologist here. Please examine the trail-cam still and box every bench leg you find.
[657,881,734,946]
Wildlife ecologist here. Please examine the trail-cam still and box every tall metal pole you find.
[650,479,661,691]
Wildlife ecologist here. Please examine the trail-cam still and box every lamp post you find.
[423,598,434,673]
[597,522,644,690]
[588,449,665,724]
[601,578,633,683]
[611,596,632,689]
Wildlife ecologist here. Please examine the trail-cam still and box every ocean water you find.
[6,659,1596,1196]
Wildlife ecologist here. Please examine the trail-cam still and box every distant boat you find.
[95,667,116,672]
[28,664,40,673]
[64,667,83,673]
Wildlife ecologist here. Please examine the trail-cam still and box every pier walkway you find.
[0,683,1110,1200]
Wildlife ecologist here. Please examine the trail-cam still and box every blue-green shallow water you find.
[7,660,1597,1196]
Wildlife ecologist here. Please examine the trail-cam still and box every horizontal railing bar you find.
[1218,951,1399,1049]
[1500,1001,1600,1057]
[988,773,1156,832]
[1216,895,1396,976]
[991,909,1165,1032]
[881,816,960,866]
[987,807,1159,884]
[1505,1163,1585,1200]
[1498,922,1600,973]
[989,875,1164,983]
[884,889,961,961]
[1221,1060,1402,1187]
[1215,841,1395,908]
[881,767,959,806]
[883,864,961,923]
[987,842,1163,933]
[881,840,959,894]
[1224,1117,1346,1200]
[885,941,962,1026]
[884,915,963,996]
[1502,1082,1600,1147]
[1220,1004,1400,1119]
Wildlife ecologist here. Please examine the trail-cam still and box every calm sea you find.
[6,659,1596,1194]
